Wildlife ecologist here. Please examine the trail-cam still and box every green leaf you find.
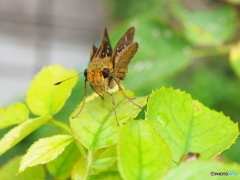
[70,91,148,153]
[46,142,80,180]
[0,156,45,180]
[19,134,73,173]
[92,157,117,170]
[71,157,87,180]
[162,160,240,180]
[92,146,117,170]
[146,88,239,164]
[172,3,237,45]
[118,120,171,180]
[95,145,117,159]
[230,42,240,77]
[26,64,78,116]
[74,174,82,180]
[110,16,192,94]
[89,171,122,180]
[0,115,51,156]
[0,102,29,129]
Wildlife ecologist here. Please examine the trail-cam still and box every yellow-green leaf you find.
[71,157,87,180]
[0,156,45,180]
[92,146,117,170]
[46,142,80,180]
[0,116,51,156]
[70,91,148,153]
[0,102,29,129]
[26,64,78,116]
[162,160,240,180]
[92,157,117,170]
[146,88,239,164]
[19,134,73,173]
[118,120,171,180]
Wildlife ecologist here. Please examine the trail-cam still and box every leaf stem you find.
[48,119,72,134]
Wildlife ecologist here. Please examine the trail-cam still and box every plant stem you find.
[48,119,72,134]
[83,151,93,180]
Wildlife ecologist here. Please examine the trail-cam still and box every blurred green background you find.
[1,0,240,167]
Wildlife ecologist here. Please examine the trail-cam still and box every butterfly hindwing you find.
[90,44,97,61]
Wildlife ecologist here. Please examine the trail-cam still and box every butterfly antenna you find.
[54,72,82,85]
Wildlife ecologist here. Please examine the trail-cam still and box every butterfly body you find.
[84,27,138,101]
[86,57,115,99]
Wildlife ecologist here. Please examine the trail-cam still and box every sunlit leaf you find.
[74,174,82,180]
[146,88,239,164]
[26,64,78,116]
[46,142,80,179]
[0,102,29,129]
[118,120,171,180]
[92,157,117,170]
[92,146,117,170]
[0,116,51,156]
[172,3,237,45]
[0,156,45,180]
[70,91,148,153]
[230,41,240,77]
[71,157,87,180]
[162,160,240,180]
[19,134,73,173]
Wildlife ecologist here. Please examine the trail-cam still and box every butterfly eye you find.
[102,68,110,79]
[84,69,88,79]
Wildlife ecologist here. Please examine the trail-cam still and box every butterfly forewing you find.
[93,28,113,59]
[110,27,138,81]
[111,27,135,68]
[113,42,138,80]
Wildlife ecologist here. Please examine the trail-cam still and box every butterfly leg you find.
[71,79,88,118]
[106,91,120,126]
[90,84,105,100]
[111,76,142,109]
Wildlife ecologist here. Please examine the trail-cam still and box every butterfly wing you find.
[113,42,138,80]
[92,28,113,60]
[111,27,135,67]
[90,44,97,61]
[111,27,138,80]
